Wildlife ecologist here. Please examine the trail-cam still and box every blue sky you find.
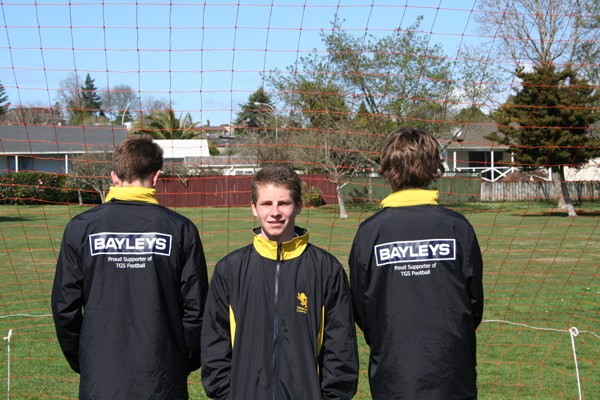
[0,0,481,125]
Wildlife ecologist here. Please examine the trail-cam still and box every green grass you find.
[1,202,599,399]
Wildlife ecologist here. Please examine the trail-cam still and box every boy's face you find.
[251,183,301,243]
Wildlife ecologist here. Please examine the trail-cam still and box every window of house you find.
[19,156,34,171]
[468,151,504,168]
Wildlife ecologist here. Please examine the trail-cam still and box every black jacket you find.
[51,189,208,399]
[349,190,483,400]
[201,227,358,400]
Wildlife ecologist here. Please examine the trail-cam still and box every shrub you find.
[0,172,99,205]
[302,184,325,207]
[348,186,376,204]
[0,172,64,204]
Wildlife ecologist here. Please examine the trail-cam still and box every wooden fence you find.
[155,174,339,208]
[480,181,600,202]
[155,174,599,207]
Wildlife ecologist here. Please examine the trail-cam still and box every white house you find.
[154,139,211,161]
[564,158,600,181]
[438,124,514,182]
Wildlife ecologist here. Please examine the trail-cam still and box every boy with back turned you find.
[349,127,484,400]
[51,134,208,399]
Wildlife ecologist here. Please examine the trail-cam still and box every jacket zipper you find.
[272,243,282,400]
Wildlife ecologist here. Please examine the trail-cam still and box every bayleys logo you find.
[89,232,172,256]
[296,292,308,314]
[375,239,455,266]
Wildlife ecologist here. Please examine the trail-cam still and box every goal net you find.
[0,1,598,399]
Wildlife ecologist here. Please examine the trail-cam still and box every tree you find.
[56,73,108,125]
[489,65,600,216]
[267,17,458,169]
[140,96,171,113]
[102,84,139,124]
[3,102,64,125]
[574,0,600,86]
[452,106,494,124]
[233,88,273,136]
[265,17,459,217]
[0,80,9,117]
[56,72,84,124]
[81,74,105,118]
[270,73,375,218]
[68,150,113,203]
[320,17,455,134]
[231,89,279,163]
[134,109,199,139]
[475,0,594,72]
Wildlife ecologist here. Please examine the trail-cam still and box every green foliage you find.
[452,106,493,124]
[134,109,199,139]
[348,186,374,204]
[0,172,99,204]
[80,73,104,118]
[58,73,109,125]
[0,79,9,116]
[208,142,220,156]
[491,65,600,169]
[321,17,453,133]
[266,16,455,177]
[233,88,273,136]
[301,183,324,207]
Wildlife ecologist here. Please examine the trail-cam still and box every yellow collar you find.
[252,227,309,261]
[104,186,159,205]
[381,189,438,208]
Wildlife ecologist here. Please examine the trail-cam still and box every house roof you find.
[438,123,509,151]
[0,125,127,154]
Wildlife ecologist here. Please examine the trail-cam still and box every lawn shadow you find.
[0,215,36,222]
[514,209,600,217]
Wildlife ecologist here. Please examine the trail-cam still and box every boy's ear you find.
[110,171,121,186]
[251,201,258,218]
[150,170,161,187]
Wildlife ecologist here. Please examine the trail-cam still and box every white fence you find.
[480,181,600,202]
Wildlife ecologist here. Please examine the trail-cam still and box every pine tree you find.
[233,88,273,135]
[0,80,10,117]
[81,74,104,117]
[491,65,600,215]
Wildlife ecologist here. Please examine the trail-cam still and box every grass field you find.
[0,202,599,399]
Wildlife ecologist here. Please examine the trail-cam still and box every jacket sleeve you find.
[201,259,233,399]
[320,259,359,400]
[465,231,484,328]
[51,221,83,373]
[348,234,370,344]
[180,222,209,372]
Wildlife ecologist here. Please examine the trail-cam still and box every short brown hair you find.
[379,127,444,191]
[112,134,163,183]
[251,164,302,206]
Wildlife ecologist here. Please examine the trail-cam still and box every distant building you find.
[155,139,211,160]
[564,158,600,181]
[185,156,259,176]
[0,125,127,174]
[438,124,515,182]
[0,124,260,176]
